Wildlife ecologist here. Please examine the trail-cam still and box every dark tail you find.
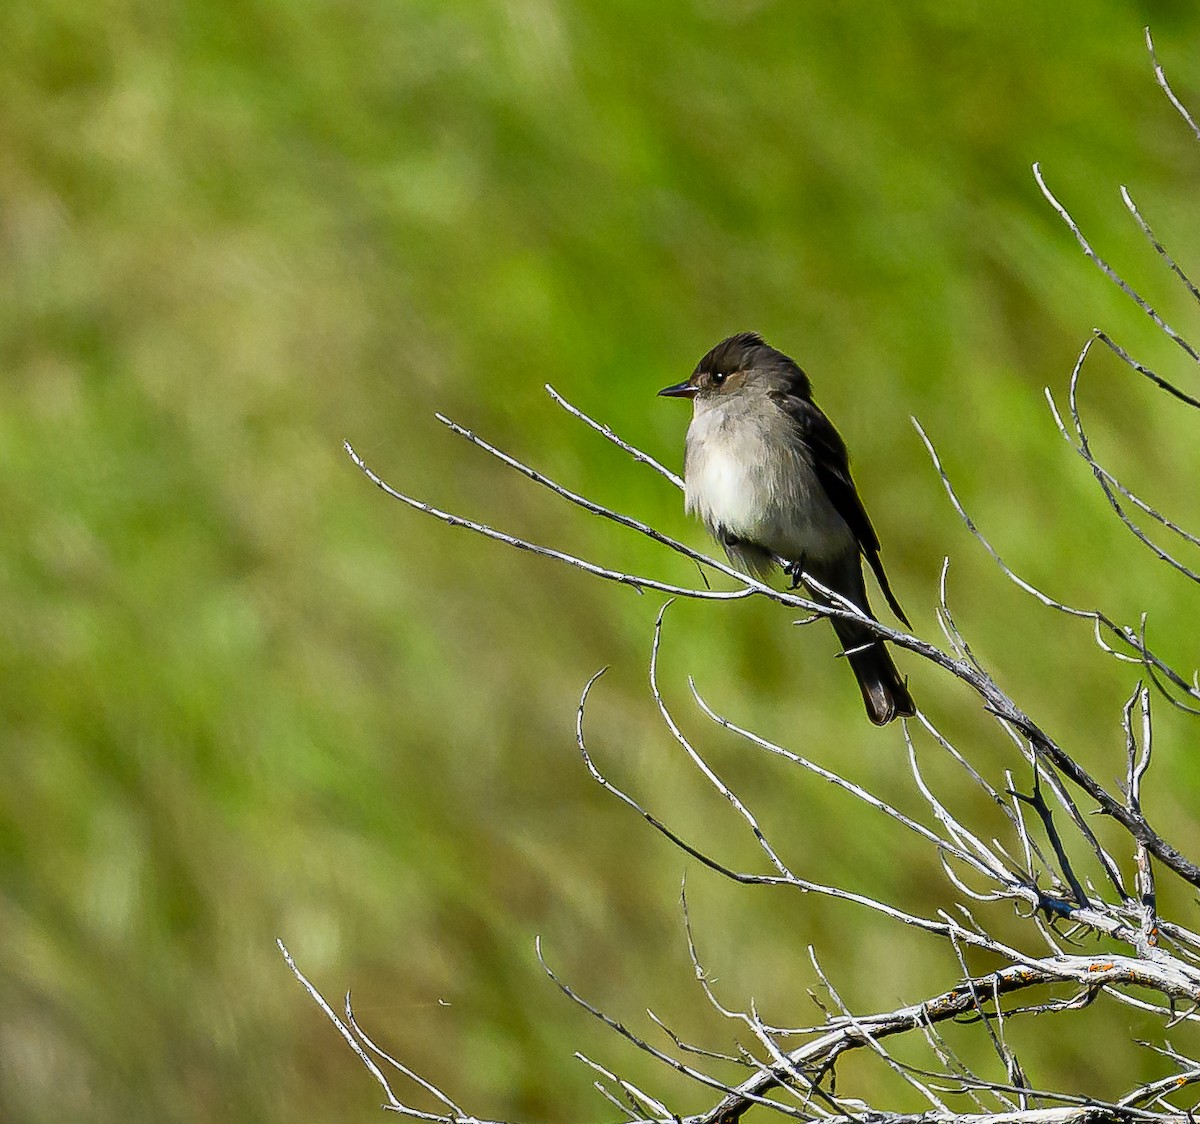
[806,554,915,726]
[829,616,915,726]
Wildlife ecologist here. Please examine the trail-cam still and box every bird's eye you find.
[711,372,727,386]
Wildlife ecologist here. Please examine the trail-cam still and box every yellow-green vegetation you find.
[4,3,1200,1121]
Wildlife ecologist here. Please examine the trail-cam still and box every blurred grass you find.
[3,2,1200,1120]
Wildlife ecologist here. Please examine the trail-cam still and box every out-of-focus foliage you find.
[3,2,1200,1120]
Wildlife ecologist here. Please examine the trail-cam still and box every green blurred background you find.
[5,1,1200,1120]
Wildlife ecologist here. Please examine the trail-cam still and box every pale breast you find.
[684,399,853,564]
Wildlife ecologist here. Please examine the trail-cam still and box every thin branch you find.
[278,941,406,1113]
[1009,770,1088,908]
[1045,380,1200,558]
[1146,26,1200,142]
[1124,685,1159,956]
[571,1053,675,1122]
[648,605,795,880]
[1032,163,1199,364]
[808,947,950,1112]
[346,997,469,1119]
[576,659,1041,961]
[1092,331,1200,411]
[536,938,801,1118]
[690,682,1001,882]
[545,384,684,489]
[278,942,502,1124]
[435,412,697,567]
[914,419,1200,890]
[344,439,755,601]
[1047,351,1200,587]
[1121,185,1200,305]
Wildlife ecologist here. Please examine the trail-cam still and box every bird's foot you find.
[784,557,808,589]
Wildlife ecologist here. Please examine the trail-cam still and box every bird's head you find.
[657,332,810,403]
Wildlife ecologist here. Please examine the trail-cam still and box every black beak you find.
[657,379,696,398]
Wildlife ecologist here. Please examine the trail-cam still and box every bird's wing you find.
[773,391,910,627]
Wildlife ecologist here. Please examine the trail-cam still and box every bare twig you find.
[1146,26,1200,142]
[545,384,684,489]
[1032,163,1199,364]
[1121,185,1200,305]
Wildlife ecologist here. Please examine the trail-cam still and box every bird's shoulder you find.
[768,389,849,468]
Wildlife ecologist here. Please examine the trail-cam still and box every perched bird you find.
[659,332,915,725]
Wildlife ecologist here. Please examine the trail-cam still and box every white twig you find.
[1146,26,1200,142]
[545,384,684,489]
[1032,162,1199,364]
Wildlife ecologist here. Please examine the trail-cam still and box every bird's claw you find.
[784,557,807,590]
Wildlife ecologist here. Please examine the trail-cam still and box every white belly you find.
[684,404,852,564]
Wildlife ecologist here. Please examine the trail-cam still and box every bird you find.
[658,331,915,725]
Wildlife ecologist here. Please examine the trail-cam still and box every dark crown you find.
[695,332,810,394]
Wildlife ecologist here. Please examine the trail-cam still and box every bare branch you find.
[1046,382,1200,560]
[1124,685,1159,956]
[1121,185,1200,305]
[1146,26,1200,142]
[1092,331,1200,411]
[1032,163,1199,364]
[344,438,755,601]
[648,605,795,880]
[545,384,684,489]
[914,419,1200,889]
[1044,351,1200,587]
[535,937,800,1118]
[277,941,502,1124]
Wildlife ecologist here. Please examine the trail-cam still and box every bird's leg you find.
[784,555,809,590]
